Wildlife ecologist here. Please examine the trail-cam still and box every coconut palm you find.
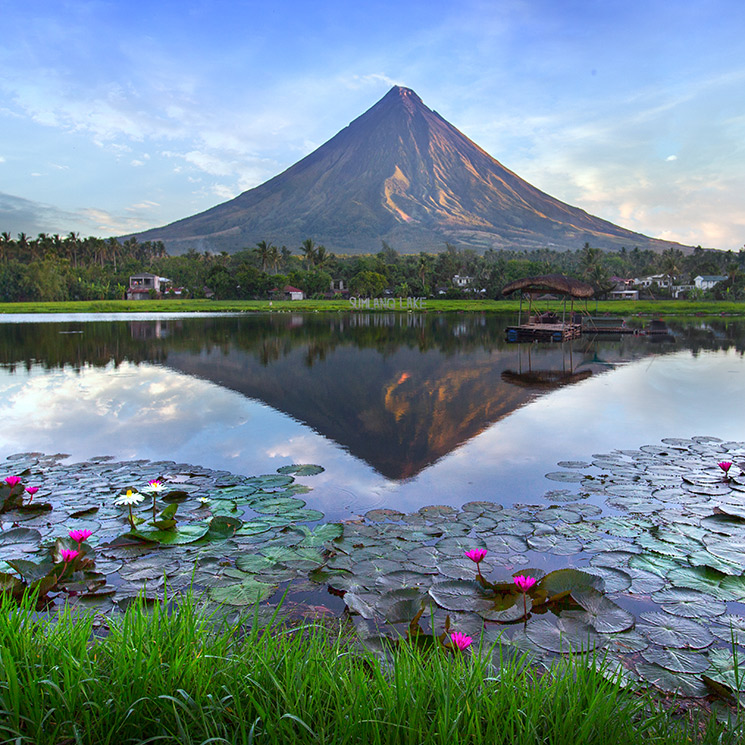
[300,238,317,270]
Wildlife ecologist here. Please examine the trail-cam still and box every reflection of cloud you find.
[0,361,384,519]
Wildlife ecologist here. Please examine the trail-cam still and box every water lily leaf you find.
[537,568,603,602]
[235,520,278,536]
[581,567,632,594]
[640,647,710,674]
[276,464,324,477]
[0,527,41,548]
[566,588,635,633]
[703,535,745,565]
[483,534,528,554]
[627,554,681,578]
[625,569,666,595]
[209,485,259,501]
[686,549,743,576]
[635,662,709,697]
[375,570,434,591]
[545,471,585,483]
[703,648,745,692]
[428,579,496,614]
[435,535,487,557]
[652,587,727,618]
[344,592,377,619]
[252,496,307,515]
[208,579,276,606]
[637,612,714,649]
[526,616,604,654]
[365,508,405,522]
[206,515,242,540]
[604,630,649,654]
[527,534,584,555]
[298,522,343,547]
[437,557,488,581]
[119,557,181,581]
[245,474,295,490]
[556,461,592,469]
[137,524,209,545]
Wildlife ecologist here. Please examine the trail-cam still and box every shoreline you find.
[0,298,744,316]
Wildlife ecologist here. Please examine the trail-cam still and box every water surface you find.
[1,312,743,520]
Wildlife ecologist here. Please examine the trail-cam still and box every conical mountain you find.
[131,86,689,254]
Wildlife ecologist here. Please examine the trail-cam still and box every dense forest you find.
[1,230,744,302]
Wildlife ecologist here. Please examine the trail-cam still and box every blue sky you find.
[1,0,743,251]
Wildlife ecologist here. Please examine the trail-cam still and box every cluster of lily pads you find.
[319,436,745,702]
[0,453,335,612]
[2,436,745,703]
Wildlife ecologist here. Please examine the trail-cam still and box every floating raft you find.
[505,322,582,342]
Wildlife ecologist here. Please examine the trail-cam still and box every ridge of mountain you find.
[130,86,694,255]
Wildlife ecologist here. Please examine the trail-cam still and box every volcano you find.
[131,86,690,254]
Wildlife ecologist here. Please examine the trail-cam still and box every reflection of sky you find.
[0,348,743,521]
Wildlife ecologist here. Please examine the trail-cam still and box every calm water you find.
[1,312,744,520]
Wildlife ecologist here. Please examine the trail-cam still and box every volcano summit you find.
[131,86,690,255]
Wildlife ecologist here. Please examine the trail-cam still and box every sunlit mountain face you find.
[129,87,692,255]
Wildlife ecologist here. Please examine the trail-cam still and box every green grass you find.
[0,297,744,316]
[0,591,739,745]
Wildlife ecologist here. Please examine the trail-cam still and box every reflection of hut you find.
[502,274,593,342]
[501,369,593,389]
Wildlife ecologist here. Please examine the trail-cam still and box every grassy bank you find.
[0,297,744,316]
[0,592,739,745]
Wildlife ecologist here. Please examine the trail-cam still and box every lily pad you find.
[208,579,276,606]
[652,587,727,618]
[276,464,324,477]
[637,612,714,649]
[567,588,635,633]
[525,616,604,654]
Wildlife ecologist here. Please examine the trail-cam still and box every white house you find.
[694,275,728,290]
[452,274,474,288]
[126,273,171,300]
[633,273,673,289]
[283,285,304,301]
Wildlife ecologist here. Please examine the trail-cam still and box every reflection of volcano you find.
[165,342,598,480]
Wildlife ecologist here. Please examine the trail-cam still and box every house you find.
[694,275,728,291]
[270,285,304,300]
[633,273,673,289]
[126,273,171,300]
[452,274,474,289]
[609,289,639,300]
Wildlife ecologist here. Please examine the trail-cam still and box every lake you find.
[0,312,743,521]
[4,311,745,693]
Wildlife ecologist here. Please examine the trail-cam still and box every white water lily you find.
[114,490,145,506]
[143,479,164,493]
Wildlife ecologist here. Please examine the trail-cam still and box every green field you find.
[0,297,744,316]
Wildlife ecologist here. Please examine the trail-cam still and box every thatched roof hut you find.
[502,274,594,299]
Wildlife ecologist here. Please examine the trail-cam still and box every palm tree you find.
[314,245,331,270]
[254,240,272,272]
[300,238,317,270]
[267,244,281,274]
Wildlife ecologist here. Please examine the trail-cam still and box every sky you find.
[1,0,743,251]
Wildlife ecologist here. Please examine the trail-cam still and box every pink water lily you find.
[513,575,537,593]
[464,548,488,564]
[59,549,79,563]
[514,574,537,627]
[5,476,21,487]
[718,461,733,477]
[450,632,473,651]
[25,486,39,496]
[69,529,93,545]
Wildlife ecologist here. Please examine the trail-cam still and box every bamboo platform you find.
[505,322,582,342]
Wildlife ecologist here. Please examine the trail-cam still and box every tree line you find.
[0,230,744,302]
